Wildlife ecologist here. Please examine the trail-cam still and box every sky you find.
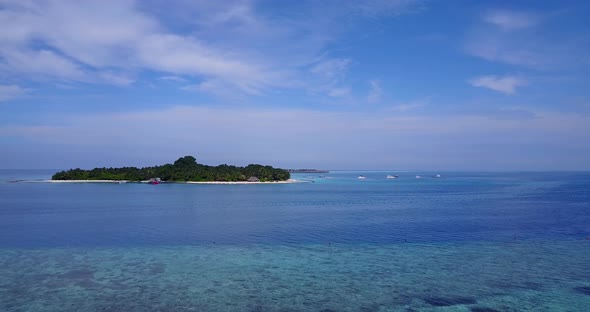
[1,0,589,170]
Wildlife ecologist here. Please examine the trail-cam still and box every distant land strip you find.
[288,169,329,173]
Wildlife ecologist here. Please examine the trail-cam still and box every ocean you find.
[0,170,589,311]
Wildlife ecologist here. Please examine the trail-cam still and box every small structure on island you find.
[148,177,161,185]
[247,176,260,182]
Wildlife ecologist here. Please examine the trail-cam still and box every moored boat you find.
[148,178,161,184]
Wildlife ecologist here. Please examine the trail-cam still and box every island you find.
[51,156,291,183]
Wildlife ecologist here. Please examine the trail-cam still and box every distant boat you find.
[386,175,398,179]
[357,175,367,179]
[433,174,441,178]
[415,175,421,179]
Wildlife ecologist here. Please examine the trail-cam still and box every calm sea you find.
[1,170,589,311]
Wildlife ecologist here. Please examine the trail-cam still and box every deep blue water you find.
[1,170,589,311]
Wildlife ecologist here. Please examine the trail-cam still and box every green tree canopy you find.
[173,156,197,167]
[52,156,290,182]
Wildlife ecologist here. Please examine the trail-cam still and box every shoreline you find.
[185,179,296,184]
[42,179,299,184]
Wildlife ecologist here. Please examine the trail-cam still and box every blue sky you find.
[1,0,589,170]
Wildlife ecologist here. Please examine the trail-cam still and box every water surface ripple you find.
[1,170,589,311]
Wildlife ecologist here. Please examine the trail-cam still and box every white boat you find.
[415,175,421,179]
[357,175,366,179]
[433,174,441,178]
[386,175,398,179]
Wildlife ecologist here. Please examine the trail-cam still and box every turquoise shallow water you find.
[2,242,589,311]
[1,170,590,311]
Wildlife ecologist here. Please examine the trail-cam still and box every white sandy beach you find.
[44,179,298,184]
[185,179,297,184]
[47,180,127,183]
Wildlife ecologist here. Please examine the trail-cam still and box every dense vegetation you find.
[52,156,290,182]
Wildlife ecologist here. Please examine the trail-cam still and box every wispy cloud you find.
[0,48,87,81]
[0,0,420,97]
[484,10,540,31]
[0,84,26,102]
[469,75,527,95]
[158,76,187,82]
[0,1,290,94]
[181,79,254,99]
[328,88,351,97]
[346,0,426,18]
[309,58,353,97]
[387,98,430,112]
[464,9,588,70]
[310,58,352,82]
[464,35,554,69]
[367,80,383,103]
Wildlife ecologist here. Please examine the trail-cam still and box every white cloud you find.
[469,75,527,95]
[0,84,26,102]
[484,10,540,31]
[464,9,588,70]
[135,33,283,95]
[464,35,552,69]
[328,88,351,97]
[346,0,425,18]
[181,79,246,98]
[310,58,351,81]
[367,80,383,103]
[0,1,420,96]
[0,1,293,93]
[308,58,353,97]
[387,98,430,112]
[0,48,87,81]
[158,76,187,82]
[97,72,135,86]
[0,48,134,86]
